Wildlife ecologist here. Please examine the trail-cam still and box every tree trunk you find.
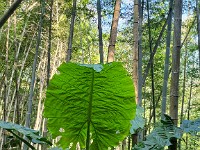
[107,0,121,63]
[1,1,11,147]
[179,42,188,150]
[196,0,200,69]
[132,0,144,146]
[133,0,139,106]
[43,0,54,146]
[66,0,77,62]
[147,0,156,124]
[97,0,104,63]
[23,0,45,149]
[13,10,20,125]
[42,1,53,150]
[161,0,173,119]
[186,75,193,149]
[138,0,143,108]
[169,0,182,149]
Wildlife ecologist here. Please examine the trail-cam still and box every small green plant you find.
[44,62,136,150]
[132,114,200,150]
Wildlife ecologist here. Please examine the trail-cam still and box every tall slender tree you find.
[146,0,156,123]
[23,0,45,149]
[138,0,143,108]
[1,0,11,147]
[179,42,188,150]
[132,0,143,146]
[133,0,139,106]
[97,0,104,63]
[66,0,77,62]
[107,0,121,63]
[133,0,143,105]
[161,0,173,119]
[169,0,183,149]
[42,1,53,150]
[196,0,200,69]
[186,76,193,149]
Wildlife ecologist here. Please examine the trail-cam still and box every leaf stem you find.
[86,70,95,150]
[8,129,36,150]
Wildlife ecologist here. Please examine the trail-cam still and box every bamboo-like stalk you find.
[161,0,173,119]
[138,0,143,109]
[169,0,183,149]
[147,0,156,124]
[107,0,121,63]
[42,1,53,149]
[0,1,11,147]
[66,0,77,62]
[186,74,193,149]
[34,50,46,131]
[97,0,104,63]
[132,0,139,146]
[5,13,30,121]
[133,0,139,106]
[196,0,200,69]
[23,0,45,149]
[178,42,188,150]
[6,28,36,126]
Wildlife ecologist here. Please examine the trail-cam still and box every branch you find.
[142,10,171,86]
[181,18,196,48]
[0,0,23,28]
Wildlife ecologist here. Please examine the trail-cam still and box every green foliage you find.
[130,106,145,134]
[180,119,200,136]
[44,62,136,149]
[133,115,200,150]
[0,121,52,149]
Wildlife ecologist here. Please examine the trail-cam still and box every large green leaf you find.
[44,62,136,149]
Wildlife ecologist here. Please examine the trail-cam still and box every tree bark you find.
[107,0,121,63]
[97,0,104,63]
[66,0,77,62]
[147,0,156,123]
[161,0,173,119]
[138,0,143,106]
[169,0,182,149]
[0,0,23,28]
[196,0,200,69]
[132,0,143,146]
[133,0,139,106]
